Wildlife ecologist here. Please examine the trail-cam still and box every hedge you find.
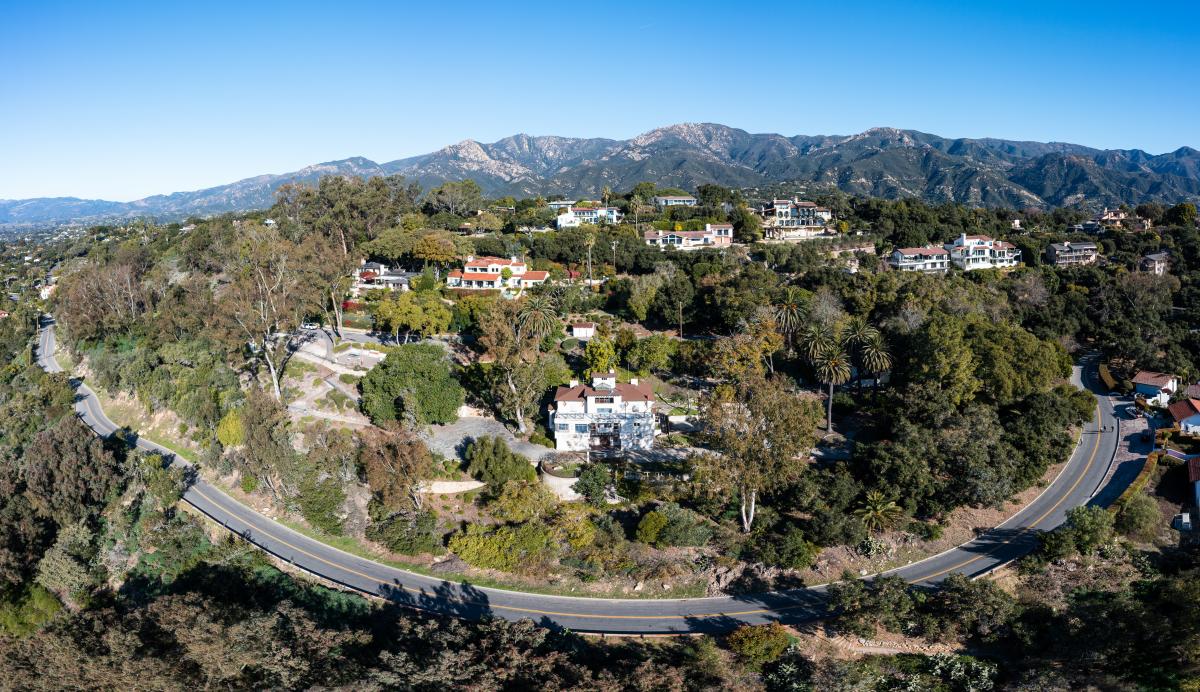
[1110,451,1159,512]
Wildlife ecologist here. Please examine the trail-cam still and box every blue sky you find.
[2,0,1197,201]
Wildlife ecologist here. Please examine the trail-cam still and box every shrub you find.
[636,510,667,544]
[529,432,555,448]
[573,464,611,507]
[907,520,944,542]
[488,480,558,523]
[338,372,361,385]
[216,409,244,447]
[367,511,443,555]
[1116,493,1160,541]
[465,437,535,486]
[760,527,819,570]
[448,522,558,573]
[655,502,712,548]
[0,585,62,637]
[239,473,258,493]
[727,623,792,668]
[297,473,345,535]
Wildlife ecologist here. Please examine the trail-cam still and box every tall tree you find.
[696,376,820,532]
[220,224,313,401]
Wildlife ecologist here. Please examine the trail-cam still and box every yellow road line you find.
[192,486,796,621]
[909,406,1103,583]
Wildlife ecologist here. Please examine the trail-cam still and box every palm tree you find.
[842,315,879,349]
[811,341,852,432]
[854,490,904,532]
[516,294,559,343]
[797,322,835,363]
[772,286,808,352]
[859,332,892,391]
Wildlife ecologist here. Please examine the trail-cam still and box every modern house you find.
[548,199,599,212]
[1045,241,1099,267]
[944,234,1021,270]
[1133,370,1178,407]
[549,371,658,452]
[1141,251,1170,275]
[446,256,548,291]
[643,223,733,250]
[652,195,698,208]
[556,206,624,228]
[889,246,951,273]
[1170,399,1200,434]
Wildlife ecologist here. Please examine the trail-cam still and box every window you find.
[575,424,588,434]
[597,408,612,414]
[595,397,614,404]
[557,423,568,431]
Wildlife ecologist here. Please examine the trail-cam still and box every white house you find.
[643,223,733,250]
[570,322,596,341]
[652,195,697,208]
[1134,370,1178,407]
[944,234,1020,270]
[548,199,599,212]
[1171,399,1200,434]
[556,206,624,228]
[889,246,950,273]
[446,256,549,290]
[1141,251,1170,275]
[762,199,832,239]
[550,372,658,452]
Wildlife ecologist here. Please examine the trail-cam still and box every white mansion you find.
[944,233,1020,270]
[549,371,658,452]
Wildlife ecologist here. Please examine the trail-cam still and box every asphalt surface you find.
[37,319,1123,634]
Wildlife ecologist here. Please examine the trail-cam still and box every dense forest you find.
[3,175,1199,688]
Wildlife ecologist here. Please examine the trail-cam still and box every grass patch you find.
[320,389,352,412]
[339,372,361,385]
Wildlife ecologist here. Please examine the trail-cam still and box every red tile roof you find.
[553,381,655,402]
[1170,398,1200,422]
[1134,371,1176,388]
[521,270,549,281]
[456,272,502,282]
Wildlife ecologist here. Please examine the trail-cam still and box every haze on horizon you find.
[2,0,1197,202]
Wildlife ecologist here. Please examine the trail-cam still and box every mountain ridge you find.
[3,123,1197,227]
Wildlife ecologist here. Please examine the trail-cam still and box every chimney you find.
[569,379,579,388]
[630,378,639,386]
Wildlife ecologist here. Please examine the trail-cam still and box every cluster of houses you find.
[1068,208,1154,234]
[888,233,1021,273]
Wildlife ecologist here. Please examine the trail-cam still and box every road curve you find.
[36,319,1123,634]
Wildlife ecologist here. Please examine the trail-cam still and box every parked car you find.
[300,322,321,330]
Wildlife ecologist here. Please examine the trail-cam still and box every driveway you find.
[420,413,556,463]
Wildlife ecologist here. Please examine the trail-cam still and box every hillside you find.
[3,123,1198,227]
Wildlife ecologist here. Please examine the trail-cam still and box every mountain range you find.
[3,123,1198,228]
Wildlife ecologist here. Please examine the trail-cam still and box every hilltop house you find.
[352,261,413,296]
[1045,241,1098,267]
[889,246,951,273]
[1133,370,1178,407]
[556,206,623,228]
[446,256,548,291]
[548,199,601,212]
[762,199,832,239]
[643,223,733,250]
[652,195,697,208]
[944,234,1020,270]
[549,371,658,452]
[1141,251,1170,275]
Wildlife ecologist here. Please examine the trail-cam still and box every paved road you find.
[37,320,1123,634]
